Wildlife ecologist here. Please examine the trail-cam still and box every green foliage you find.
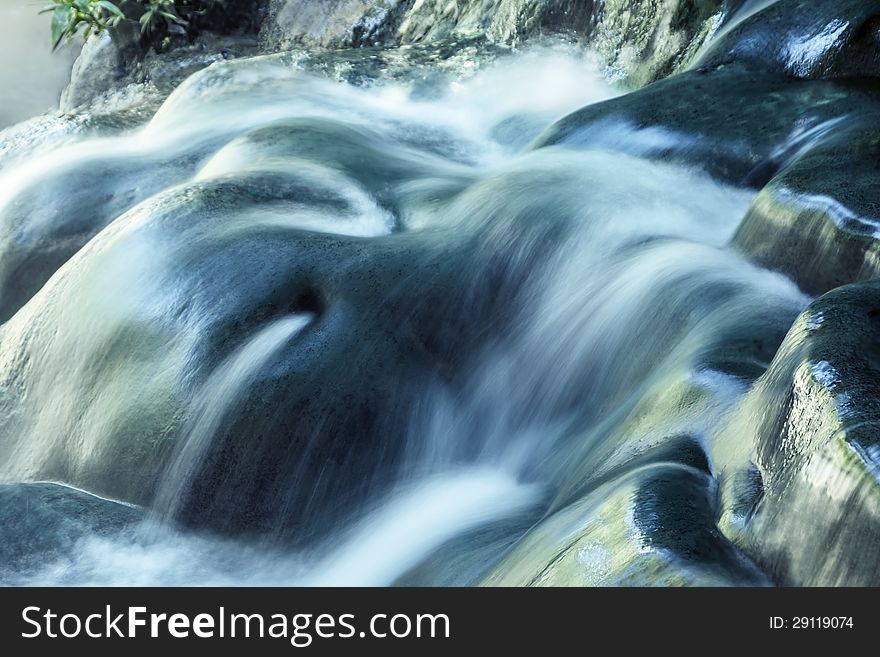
[41,0,126,49]
[138,1,187,37]
[41,0,222,50]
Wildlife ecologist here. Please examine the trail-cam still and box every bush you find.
[41,0,230,50]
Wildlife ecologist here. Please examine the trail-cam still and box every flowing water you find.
[692,0,782,64]
[153,314,315,520]
[0,42,813,585]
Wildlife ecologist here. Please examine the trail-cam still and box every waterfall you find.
[153,314,314,520]
[0,50,798,584]
[1,0,877,586]
[303,470,542,587]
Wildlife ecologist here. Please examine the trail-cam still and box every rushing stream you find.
[1,0,879,586]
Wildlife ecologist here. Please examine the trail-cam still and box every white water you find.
[0,44,813,586]
[303,470,541,586]
[154,314,314,520]
[12,470,536,586]
[403,154,806,494]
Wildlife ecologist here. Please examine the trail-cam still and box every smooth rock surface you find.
[696,0,880,80]
[0,483,141,583]
[484,438,769,586]
[734,118,880,295]
[534,63,880,186]
[714,281,880,586]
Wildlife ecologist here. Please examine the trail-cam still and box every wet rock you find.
[394,0,596,45]
[0,483,142,583]
[0,59,565,542]
[61,21,143,112]
[0,124,212,324]
[483,438,769,586]
[394,507,547,586]
[271,37,511,90]
[733,117,880,295]
[259,1,724,85]
[534,62,880,186]
[531,0,880,299]
[129,34,261,99]
[582,0,724,87]
[260,0,399,50]
[0,115,92,172]
[713,281,880,586]
[697,0,880,80]
[0,176,534,542]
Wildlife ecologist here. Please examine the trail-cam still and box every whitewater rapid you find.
[0,43,809,586]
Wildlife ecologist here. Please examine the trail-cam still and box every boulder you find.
[259,0,726,86]
[483,438,769,586]
[713,281,880,586]
[259,0,401,50]
[696,0,880,80]
[578,0,724,87]
[0,56,563,543]
[61,21,143,112]
[0,483,142,583]
[733,118,880,295]
[533,62,880,187]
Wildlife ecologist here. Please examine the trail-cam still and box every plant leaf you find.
[160,11,187,25]
[139,10,154,33]
[96,1,125,18]
[51,5,75,50]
